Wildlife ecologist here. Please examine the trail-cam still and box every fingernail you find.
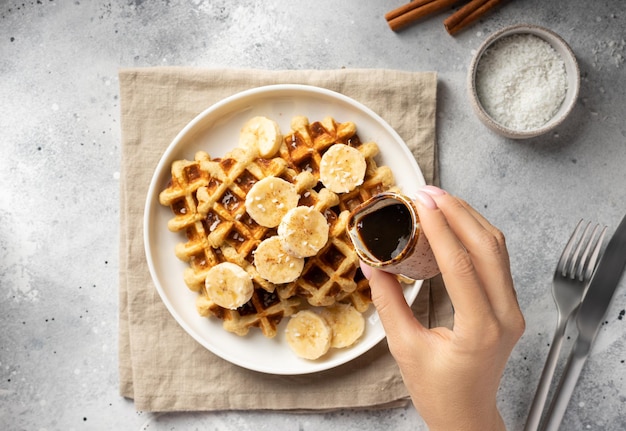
[420,185,446,196]
[359,261,373,280]
[415,190,438,209]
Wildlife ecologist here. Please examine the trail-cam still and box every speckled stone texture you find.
[1,1,625,430]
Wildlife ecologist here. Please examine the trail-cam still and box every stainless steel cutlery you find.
[524,221,606,431]
[525,214,626,430]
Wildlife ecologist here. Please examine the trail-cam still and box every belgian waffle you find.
[195,284,301,338]
[159,115,398,338]
[159,147,320,338]
[277,116,398,309]
[160,148,315,291]
[277,209,360,307]
[283,116,398,212]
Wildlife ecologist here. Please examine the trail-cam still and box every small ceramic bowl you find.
[468,24,580,139]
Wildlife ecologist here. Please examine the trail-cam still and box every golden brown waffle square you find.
[159,149,309,338]
[282,116,398,212]
[159,149,289,292]
[276,116,398,309]
[159,115,398,338]
[336,269,372,314]
[277,206,360,307]
[195,284,301,338]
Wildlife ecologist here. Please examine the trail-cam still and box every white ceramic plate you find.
[144,84,426,375]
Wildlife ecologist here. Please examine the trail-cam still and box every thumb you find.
[363,262,426,344]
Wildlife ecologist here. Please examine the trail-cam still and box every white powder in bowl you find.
[475,33,568,131]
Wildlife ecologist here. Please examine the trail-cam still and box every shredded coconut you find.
[209,219,220,232]
[222,191,235,205]
[475,33,568,131]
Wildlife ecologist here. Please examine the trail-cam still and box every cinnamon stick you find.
[385,0,436,21]
[444,0,503,35]
[386,0,463,32]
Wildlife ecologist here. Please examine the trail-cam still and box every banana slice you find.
[277,206,329,258]
[254,236,304,284]
[320,303,365,349]
[204,262,253,310]
[319,143,367,193]
[239,116,283,157]
[285,310,332,360]
[245,176,299,227]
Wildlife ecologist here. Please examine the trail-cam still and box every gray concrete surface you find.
[1,1,625,430]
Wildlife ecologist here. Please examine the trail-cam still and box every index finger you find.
[452,199,520,316]
[423,189,519,321]
[415,190,498,327]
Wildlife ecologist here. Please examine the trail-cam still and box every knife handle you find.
[541,337,591,431]
[523,318,568,431]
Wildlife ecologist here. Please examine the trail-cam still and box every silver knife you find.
[541,212,626,431]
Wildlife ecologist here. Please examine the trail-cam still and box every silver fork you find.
[523,220,607,431]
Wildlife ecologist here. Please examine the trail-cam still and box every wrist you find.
[424,406,505,431]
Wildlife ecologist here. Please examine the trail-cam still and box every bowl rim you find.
[468,23,580,139]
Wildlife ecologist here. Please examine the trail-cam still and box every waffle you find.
[277,209,360,307]
[159,115,398,338]
[195,284,301,337]
[276,116,398,309]
[283,116,398,212]
[160,148,315,291]
[159,148,318,337]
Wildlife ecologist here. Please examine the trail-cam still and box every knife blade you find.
[541,212,626,431]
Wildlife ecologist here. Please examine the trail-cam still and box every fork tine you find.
[582,225,607,281]
[567,221,593,279]
[557,219,584,277]
[576,224,600,281]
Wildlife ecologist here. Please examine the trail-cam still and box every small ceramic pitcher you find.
[347,192,440,280]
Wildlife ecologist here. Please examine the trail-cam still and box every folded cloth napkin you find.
[118,67,453,412]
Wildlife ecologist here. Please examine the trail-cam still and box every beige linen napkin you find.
[119,67,453,412]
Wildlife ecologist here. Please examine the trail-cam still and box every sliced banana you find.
[245,176,299,227]
[320,303,365,349]
[254,236,305,284]
[204,262,253,310]
[277,206,329,258]
[319,143,367,193]
[239,116,283,158]
[285,310,332,360]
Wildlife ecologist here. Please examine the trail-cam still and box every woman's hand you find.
[362,186,525,431]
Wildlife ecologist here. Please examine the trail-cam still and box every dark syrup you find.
[356,203,412,262]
